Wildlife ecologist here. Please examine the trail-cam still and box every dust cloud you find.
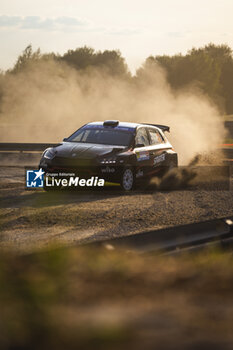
[0,59,225,164]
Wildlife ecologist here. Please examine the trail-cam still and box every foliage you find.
[10,44,42,73]
[145,43,233,113]
[0,246,233,349]
[3,43,233,114]
[60,46,130,77]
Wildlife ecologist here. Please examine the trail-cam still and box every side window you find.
[148,129,164,145]
[71,130,85,142]
[135,128,150,147]
[73,130,92,142]
[82,130,91,142]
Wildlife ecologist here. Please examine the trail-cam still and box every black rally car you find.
[39,120,178,190]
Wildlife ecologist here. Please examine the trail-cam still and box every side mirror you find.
[135,143,145,148]
[63,138,68,142]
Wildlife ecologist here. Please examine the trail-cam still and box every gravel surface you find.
[0,166,233,252]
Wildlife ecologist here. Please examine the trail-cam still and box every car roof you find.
[87,121,158,130]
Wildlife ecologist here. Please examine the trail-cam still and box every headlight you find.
[43,148,56,160]
[100,157,117,164]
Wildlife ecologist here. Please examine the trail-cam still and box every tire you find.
[120,167,135,191]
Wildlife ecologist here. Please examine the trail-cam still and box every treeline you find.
[9,45,130,78]
[1,43,233,114]
[151,44,233,114]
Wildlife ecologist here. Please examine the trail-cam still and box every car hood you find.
[53,142,126,159]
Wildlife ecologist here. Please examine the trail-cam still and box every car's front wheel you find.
[120,167,135,191]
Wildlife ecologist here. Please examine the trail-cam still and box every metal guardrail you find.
[225,120,233,137]
[0,143,58,152]
[222,147,233,159]
[89,216,233,254]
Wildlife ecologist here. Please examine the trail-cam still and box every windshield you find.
[67,127,133,146]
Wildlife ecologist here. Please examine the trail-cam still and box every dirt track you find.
[0,166,232,252]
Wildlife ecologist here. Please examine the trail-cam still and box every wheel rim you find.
[122,169,134,190]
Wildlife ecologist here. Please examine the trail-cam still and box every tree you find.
[10,45,42,73]
[189,44,233,113]
[61,46,95,70]
[142,43,233,113]
[61,46,130,77]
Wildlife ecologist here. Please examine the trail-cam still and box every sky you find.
[0,0,233,73]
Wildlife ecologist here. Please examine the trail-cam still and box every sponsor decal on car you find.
[101,166,116,173]
[153,153,165,165]
[136,151,150,161]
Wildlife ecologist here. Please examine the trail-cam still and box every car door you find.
[147,127,166,175]
[134,127,151,178]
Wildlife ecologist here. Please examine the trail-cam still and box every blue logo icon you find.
[26,169,45,188]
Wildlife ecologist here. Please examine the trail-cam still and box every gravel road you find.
[0,166,233,252]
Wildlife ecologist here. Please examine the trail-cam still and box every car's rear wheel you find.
[120,167,135,191]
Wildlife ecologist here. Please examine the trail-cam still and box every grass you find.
[0,246,233,349]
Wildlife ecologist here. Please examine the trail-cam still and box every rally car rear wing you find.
[142,123,170,132]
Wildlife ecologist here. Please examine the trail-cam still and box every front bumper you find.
[39,157,123,183]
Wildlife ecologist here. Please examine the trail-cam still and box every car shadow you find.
[1,172,206,209]
[1,184,156,209]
